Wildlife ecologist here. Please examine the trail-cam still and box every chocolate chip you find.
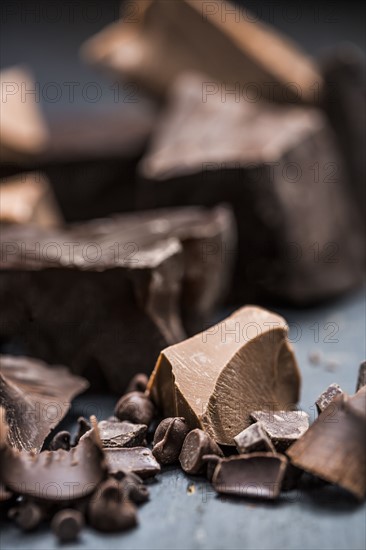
[51,509,84,542]
[120,474,150,504]
[115,392,156,425]
[125,374,149,394]
[8,501,44,531]
[49,431,71,451]
[152,417,190,464]
[315,383,344,414]
[179,429,223,475]
[234,422,275,454]
[88,479,138,532]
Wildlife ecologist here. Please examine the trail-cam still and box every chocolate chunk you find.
[115,393,156,426]
[74,417,91,446]
[8,501,44,531]
[88,479,138,532]
[0,432,106,501]
[138,74,364,304]
[250,410,309,452]
[98,420,147,448]
[356,362,366,392]
[0,355,88,452]
[287,387,366,500]
[82,1,321,102]
[120,473,150,504]
[152,417,190,465]
[212,453,288,500]
[105,447,161,479]
[179,429,223,475]
[202,455,222,482]
[315,383,344,414]
[281,463,303,492]
[51,509,84,542]
[49,431,71,451]
[234,422,275,454]
[148,306,300,445]
[125,374,149,394]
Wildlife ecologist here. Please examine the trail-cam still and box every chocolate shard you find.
[148,306,300,445]
[234,422,275,454]
[179,429,223,475]
[0,432,106,501]
[356,362,366,392]
[0,67,48,162]
[138,74,365,304]
[82,0,321,103]
[0,355,88,452]
[315,383,344,414]
[152,417,190,465]
[212,453,288,500]
[98,420,147,448]
[287,387,366,500]
[104,447,161,479]
[0,173,62,228]
[250,410,309,452]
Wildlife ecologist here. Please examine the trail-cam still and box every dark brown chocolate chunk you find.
[51,509,84,542]
[0,355,88,452]
[98,420,147,448]
[234,422,275,454]
[356,361,366,392]
[315,383,344,414]
[202,455,222,482]
[212,453,288,499]
[74,417,92,446]
[8,501,44,531]
[49,431,71,451]
[152,417,190,465]
[287,387,366,500]
[250,410,309,452]
[179,429,223,475]
[120,473,150,504]
[125,374,149,394]
[104,447,161,479]
[115,392,156,426]
[88,479,138,532]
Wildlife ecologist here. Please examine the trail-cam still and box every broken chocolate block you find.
[287,387,366,500]
[148,306,300,445]
[315,383,344,414]
[250,410,309,452]
[0,355,88,452]
[212,453,288,499]
[105,447,161,479]
[82,0,321,103]
[179,429,223,474]
[98,420,147,448]
[138,74,365,304]
[234,422,275,454]
[356,362,366,392]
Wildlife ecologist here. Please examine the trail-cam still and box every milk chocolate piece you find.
[82,0,321,103]
[212,453,288,500]
[250,410,309,452]
[139,74,365,304]
[152,417,190,465]
[98,420,147,448]
[234,422,275,454]
[356,362,366,392]
[125,373,149,394]
[49,431,71,451]
[88,479,138,533]
[115,392,156,426]
[0,173,62,228]
[315,383,344,414]
[148,307,300,445]
[105,447,161,479]
[179,429,223,475]
[0,355,88,452]
[51,509,84,542]
[287,387,366,500]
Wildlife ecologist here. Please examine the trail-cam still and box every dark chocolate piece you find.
[105,447,161,479]
[202,454,222,482]
[356,362,366,392]
[125,373,149,394]
[212,453,288,499]
[148,307,300,445]
[315,383,344,414]
[0,355,88,452]
[152,417,190,465]
[88,479,138,532]
[287,387,366,500]
[234,422,275,454]
[74,417,91,446]
[250,410,309,452]
[120,473,150,504]
[49,431,71,451]
[138,74,365,304]
[8,501,44,531]
[51,509,84,542]
[179,429,223,475]
[115,393,156,426]
[98,420,147,448]
[281,463,303,492]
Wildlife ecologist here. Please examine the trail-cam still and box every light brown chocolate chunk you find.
[148,306,300,445]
